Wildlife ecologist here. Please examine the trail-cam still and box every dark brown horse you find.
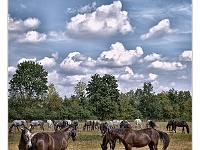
[172,120,189,134]
[18,125,76,150]
[101,128,170,150]
[166,120,174,131]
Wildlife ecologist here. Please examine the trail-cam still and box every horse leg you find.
[125,144,132,150]
[148,142,155,150]
[182,127,185,133]
[17,126,20,132]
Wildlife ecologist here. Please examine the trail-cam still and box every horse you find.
[29,120,44,131]
[18,125,76,150]
[93,120,101,130]
[9,120,27,133]
[172,120,189,134]
[134,119,143,129]
[72,120,79,130]
[101,127,170,150]
[83,120,93,131]
[146,120,156,128]
[166,120,174,131]
[100,121,115,136]
[47,120,53,130]
[53,120,63,130]
[120,120,132,129]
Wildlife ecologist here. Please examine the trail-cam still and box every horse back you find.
[31,132,53,150]
[50,131,68,149]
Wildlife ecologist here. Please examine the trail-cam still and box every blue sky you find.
[8,0,192,98]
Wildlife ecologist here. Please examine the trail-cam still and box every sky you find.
[8,0,192,98]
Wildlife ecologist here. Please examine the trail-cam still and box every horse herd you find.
[9,119,190,150]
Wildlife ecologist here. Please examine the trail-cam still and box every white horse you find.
[29,120,44,131]
[47,120,53,130]
[9,120,27,133]
[134,119,143,129]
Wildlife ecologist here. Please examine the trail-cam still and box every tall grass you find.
[8,122,192,150]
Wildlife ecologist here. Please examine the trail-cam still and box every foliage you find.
[8,61,48,99]
[8,72,192,122]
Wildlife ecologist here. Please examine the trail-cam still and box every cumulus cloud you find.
[143,53,162,62]
[97,42,143,67]
[66,1,133,38]
[18,31,46,43]
[8,15,41,32]
[8,14,46,43]
[140,19,177,40]
[38,57,56,68]
[148,73,158,80]
[179,50,192,61]
[48,70,59,84]
[118,66,144,81]
[148,60,186,70]
[60,52,94,75]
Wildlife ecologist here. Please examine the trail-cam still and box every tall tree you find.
[86,73,119,120]
[8,61,48,99]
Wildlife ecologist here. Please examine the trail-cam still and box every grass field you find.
[8,121,192,150]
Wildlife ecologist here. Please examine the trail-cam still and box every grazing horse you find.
[134,119,143,129]
[172,120,189,134]
[101,128,170,150]
[18,125,76,150]
[29,120,44,131]
[47,120,53,130]
[93,120,101,130]
[9,120,27,133]
[83,120,93,131]
[166,120,174,131]
[146,120,156,128]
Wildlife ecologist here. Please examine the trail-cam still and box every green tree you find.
[86,73,119,120]
[8,61,48,99]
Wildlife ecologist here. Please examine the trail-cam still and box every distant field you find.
[8,121,192,150]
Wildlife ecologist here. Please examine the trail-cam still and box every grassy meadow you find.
[8,121,192,150]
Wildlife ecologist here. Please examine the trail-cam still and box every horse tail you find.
[157,130,170,150]
[186,124,189,134]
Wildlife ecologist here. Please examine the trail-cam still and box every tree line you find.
[8,61,192,122]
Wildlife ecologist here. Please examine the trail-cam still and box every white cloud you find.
[38,57,56,68]
[8,15,40,32]
[148,73,158,80]
[8,66,16,74]
[18,58,37,64]
[170,82,175,86]
[48,70,59,84]
[8,14,46,43]
[66,1,133,38]
[97,42,143,67]
[143,53,162,62]
[148,60,186,70]
[18,31,46,43]
[140,19,177,40]
[60,52,93,75]
[179,50,192,61]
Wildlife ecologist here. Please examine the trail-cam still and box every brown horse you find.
[18,125,76,150]
[172,120,189,134]
[101,128,170,150]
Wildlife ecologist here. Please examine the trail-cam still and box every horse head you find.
[18,127,32,150]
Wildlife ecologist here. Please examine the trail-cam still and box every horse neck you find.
[110,128,127,141]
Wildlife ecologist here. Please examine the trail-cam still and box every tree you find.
[8,61,48,99]
[86,73,119,120]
